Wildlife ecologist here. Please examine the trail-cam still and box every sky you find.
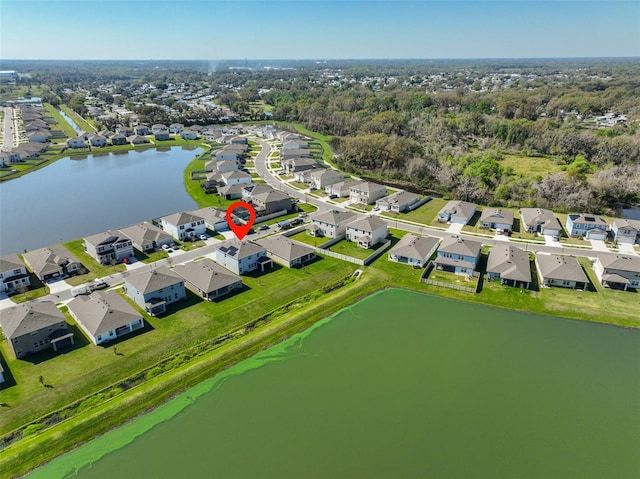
[1,0,639,60]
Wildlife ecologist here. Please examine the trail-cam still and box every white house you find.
[309,169,343,190]
[169,123,184,134]
[611,219,640,245]
[68,290,144,345]
[309,210,357,238]
[160,212,206,241]
[84,231,134,265]
[387,234,439,267]
[349,182,386,205]
[0,254,31,293]
[346,216,388,248]
[66,136,86,149]
[221,170,252,186]
[214,240,272,275]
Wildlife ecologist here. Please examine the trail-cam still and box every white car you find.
[162,244,171,251]
[199,234,208,240]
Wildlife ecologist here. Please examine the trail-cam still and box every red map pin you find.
[226,201,256,240]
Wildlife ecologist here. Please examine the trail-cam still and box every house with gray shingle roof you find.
[519,208,563,236]
[309,168,343,190]
[118,222,173,253]
[124,266,186,316]
[349,182,387,205]
[282,157,317,174]
[480,208,515,232]
[0,254,31,293]
[309,210,357,239]
[214,240,272,275]
[251,190,293,215]
[376,191,422,213]
[0,302,74,359]
[434,236,482,276]
[160,212,206,241]
[486,245,532,288]
[325,181,358,198]
[437,200,477,225]
[174,260,243,300]
[68,290,144,345]
[258,236,316,268]
[387,234,439,267]
[565,214,608,239]
[593,254,640,291]
[610,219,640,245]
[218,183,245,200]
[346,216,388,248]
[189,207,228,231]
[23,245,84,281]
[84,231,134,265]
[535,254,589,289]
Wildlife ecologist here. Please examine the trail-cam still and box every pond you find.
[28,289,640,479]
[0,147,200,255]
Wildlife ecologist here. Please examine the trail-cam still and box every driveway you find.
[589,240,610,252]
[618,243,638,255]
[447,223,464,234]
[543,234,562,247]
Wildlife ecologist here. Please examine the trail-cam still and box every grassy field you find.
[42,103,76,138]
[288,230,325,247]
[500,154,563,178]
[59,105,96,133]
[327,239,382,259]
[0,256,355,437]
[386,197,448,226]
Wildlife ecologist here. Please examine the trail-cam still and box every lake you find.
[0,147,199,255]
[28,289,640,479]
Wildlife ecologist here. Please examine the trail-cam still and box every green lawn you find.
[500,154,563,178]
[0,256,355,437]
[7,273,49,304]
[287,230,324,247]
[388,198,448,226]
[62,240,126,286]
[59,105,97,133]
[133,249,169,264]
[326,239,381,260]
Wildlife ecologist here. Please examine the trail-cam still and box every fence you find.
[254,209,289,224]
[363,240,392,265]
[420,261,478,293]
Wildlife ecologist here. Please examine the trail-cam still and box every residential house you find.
[189,206,228,231]
[309,169,343,190]
[68,290,144,345]
[0,302,74,359]
[174,260,243,300]
[180,129,199,140]
[593,254,640,291]
[565,214,608,239]
[89,135,107,147]
[221,170,252,186]
[169,123,184,134]
[214,147,244,162]
[154,128,171,141]
[128,135,148,145]
[325,181,356,198]
[282,140,309,150]
[250,190,293,215]
[309,210,356,238]
[282,157,317,174]
[387,234,439,267]
[519,208,563,236]
[216,160,240,173]
[258,236,316,268]
[218,183,245,200]
[479,208,515,233]
[346,216,388,248]
[118,222,173,253]
[110,133,127,145]
[610,219,640,245]
[133,125,150,136]
[0,254,31,293]
[84,231,134,265]
[230,136,248,145]
[116,126,133,137]
[23,245,83,281]
[293,170,312,183]
[125,266,186,316]
[437,200,477,224]
[375,191,422,213]
[486,245,532,288]
[535,254,589,289]
[214,240,272,275]
[151,124,168,134]
[27,130,50,143]
[280,148,311,161]
[242,183,275,202]
[349,182,386,205]
[66,136,86,149]
[160,212,206,241]
[434,237,482,276]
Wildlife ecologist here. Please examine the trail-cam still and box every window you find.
[97,335,102,341]
[13,269,21,275]
[48,327,53,332]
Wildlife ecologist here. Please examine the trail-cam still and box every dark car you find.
[258,225,269,231]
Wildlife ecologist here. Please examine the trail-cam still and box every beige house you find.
[346,216,388,248]
[535,254,589,289]
[174,260,243,300]
[387,234,439,267]
[593,254,640,291]
[349,182,386,205]
[258,236,316,268]
[486,245,532,288]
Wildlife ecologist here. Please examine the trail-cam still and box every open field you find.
[500,154,563,177]
[59,105,97,132]
[385,197,448,226]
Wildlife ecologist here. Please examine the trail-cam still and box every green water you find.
[29,290,640,479]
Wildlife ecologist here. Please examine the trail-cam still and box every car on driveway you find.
[122,257,131,264]
[199,234,208,240]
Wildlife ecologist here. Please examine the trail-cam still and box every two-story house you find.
[610,219,640,245]
[84,231,134,265]
[309,210,357,239]
[118,222,173,253]
[214,240,272,275]
[0,254,31,293]
[593,254,640,291]
[565,214,608,239]
[309,169,343,190]
[434,236,482,276]
[349,182,387,205]
[346,216,388,248]
[250,190,293,215]
[0,302,74,359]
[160,212,206,241]
[124,266,186,316]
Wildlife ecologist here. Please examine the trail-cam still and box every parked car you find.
[258,225,269,231]
[122,257,131,264]
[199,234,208,240]
[329,194,338,199]
[298,212,307,218]
[162,244,171,251]
[90,280,108,291]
